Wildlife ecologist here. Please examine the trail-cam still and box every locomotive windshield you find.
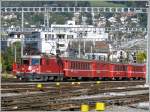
[31,58,40,65]
[23,59,29,65]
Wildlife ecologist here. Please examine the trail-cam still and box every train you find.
[12,55,146,81]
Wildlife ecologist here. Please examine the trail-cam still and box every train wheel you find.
[63,77,68,81]
[138,78,141,80]
[112,77,115,81]
[130,78,133,80]
[59,76,64,81]
[78,77,82,81]
[43,76,48,82]
[133,78,136,80]
[98,77,101,81]
[18,77,22,81]
[124,78,129,81]
[108,78,112,81]
[115,77,119,81]
[22,77,29,82]
[55,76,64,81]
[102,77,106,81]
[119,77,122,80]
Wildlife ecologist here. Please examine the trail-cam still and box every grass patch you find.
[90,1,126,7]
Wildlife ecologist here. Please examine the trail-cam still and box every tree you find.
[2,46,14,72]
[136,51,147,63]
[2,42,21,72]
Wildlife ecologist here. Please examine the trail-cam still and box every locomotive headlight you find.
[32,69,35,72]
[28,66,32,70]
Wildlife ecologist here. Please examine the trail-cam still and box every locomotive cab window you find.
[31,58,40,65]
[22,59,29,65]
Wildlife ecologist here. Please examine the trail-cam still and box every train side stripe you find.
[63,69,145,73]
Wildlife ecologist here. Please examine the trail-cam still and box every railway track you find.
[1,80,146,94]
[1,80,145,88]
[2,90,148,111]
[1,80,148,111]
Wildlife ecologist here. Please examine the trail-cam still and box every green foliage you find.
[2,1,147,28]
[2,47,13,72]
[138,14,147,27]
[90,1,126,7]
[1,42,21,72]
[136,51,147,63]
[50,13,73,24]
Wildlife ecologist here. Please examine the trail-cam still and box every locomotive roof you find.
[21,55,145,66]
[22,55,41,59]
[64,57,145,66]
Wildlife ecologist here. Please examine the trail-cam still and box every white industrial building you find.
[23,20,109,57]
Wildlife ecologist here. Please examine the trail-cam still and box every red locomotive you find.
[12,54,146,81]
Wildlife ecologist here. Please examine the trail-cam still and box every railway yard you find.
[1,0,150,111]
[1,78,149,111]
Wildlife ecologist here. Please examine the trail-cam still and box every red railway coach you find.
[12,55,146,81]
[64,59,93,80]
[129,64,146,80]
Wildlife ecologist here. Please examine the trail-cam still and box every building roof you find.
[69,41,110,53]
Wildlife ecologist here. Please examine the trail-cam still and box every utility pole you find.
[91,12,95,25]
[21,38,23,57]
[83,40,85,54]
[78,32,81,58]
[78,39,81,58]
[146,0,150,84]
[0,0,1,74]
[21,10,24,32]
[14,46,17,63]
[44,5,49,31]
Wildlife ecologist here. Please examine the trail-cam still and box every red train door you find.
[12,63,17,75]
[63,59,69,77]
[92,61,96,77]
[109,64,114,79]
[128,65,132,79]
[143,64,146,79]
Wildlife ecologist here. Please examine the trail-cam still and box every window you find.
[76,62,78,69]
[71,62,76,69]
[77,63,79,69]
[48,34,51,40]
[81,63,83,69]
[31,58,40,65]
[52,34,54,40]
[73,62,75,69]
[133,66,143,72]
[67,35,73,39]
[114,65,127,71]
[87,63,90,70]
[45,34,48,41]
[79,63,81,69]
[59,44,65,47]
[70,62,72,69]
[23,59,29,65]
[57,34,65,39]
